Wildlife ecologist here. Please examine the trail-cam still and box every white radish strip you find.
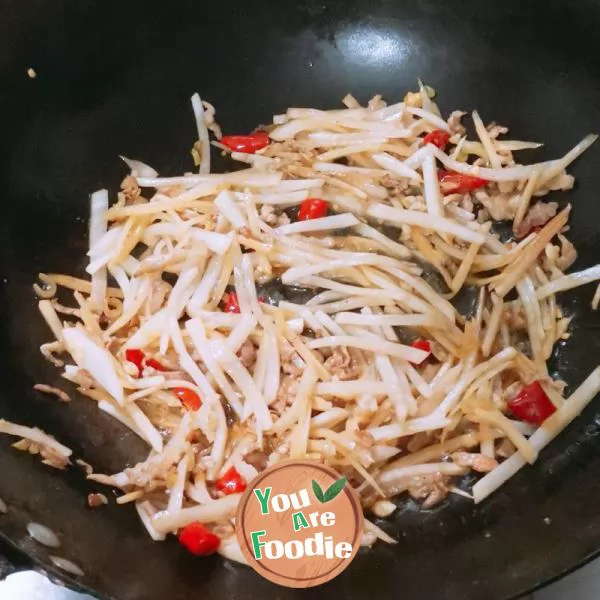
[186,472,216,504]
[431,146,553,182]
[210,340,273,431]
[472,408,536,464]
[369,101,405,121]
[230,151,276,167]
[124,402,163,453]
[189,230,234,255]
[536,264,600,299]
[353,222,411,259]
[310,408,349,429]
[236,190,310,206]
[124,309,166,350]
[89,189,109,310]
[315,381,389,397]
[167,454,191,513]
[191,93,211,174]
[472,110,502,169]
[120,156,158,178]
[169,317,219,404]
[218,537,249,566]
[287,107,367,119]
[513,170,541,233]
[214,190,247,228]
[378,462,465,487]
[136,170,282,189]
[108,266,130,297]
[375,355,408,422]
[493,208,570,298]
[482,294,504,358]
[263,331,281,406]
[274,213,359,236]
[536,134,598,189]
[403,145,433,169]
[98,400,147,441]
[366,203,486,244]
[422,153,444,217]
[371,151,420,181]
[368,417,451,442]
[240,254,263,320]
[307,336,427,363]
[318,143,384,162]
[307,133,392,147]
[267,179,325,192]
[226,313,257,354]
[406,107,451,131]
[434,349,516,417]
[473,366,600,503]
[516,277,544,363]
[88,225,124,259]
[370,446,402,463]
[253,331,270,393]
[314,310,346,336]
[281,253,406,285]
[302,275,429,315]
[299,308,328,335]
[62,328,124,403]
[194,311,241,328]
[385,267,457,322]
[314,162,387,176]
[305,290,353,305]
[335,312,440,329]
[0,419,72,458]
[187,253,224,313]
[135,502,166,541]
[38,300,65,343]
[152,494,241,533]
[400,359,433,399]
[289,367,318,458]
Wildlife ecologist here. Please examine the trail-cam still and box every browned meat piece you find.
[514,202,558,239]
[447,110,467,135]
[87,493,108,508]
[451,451,498,473]
[406,473,450,508]
[243,449,269,472]
[323,346,360,381]
[33,383,71,402]
[238,339,257,369]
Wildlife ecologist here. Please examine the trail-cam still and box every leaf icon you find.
[323,476,347,502]
[312,479,325,503]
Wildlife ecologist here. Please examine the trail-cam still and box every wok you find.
[1,0,600,598]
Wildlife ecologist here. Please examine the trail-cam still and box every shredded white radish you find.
[27,88,598,559]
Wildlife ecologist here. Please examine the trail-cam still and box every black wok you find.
[1,0,600,598]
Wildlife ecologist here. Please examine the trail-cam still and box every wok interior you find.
[1,1,600,599]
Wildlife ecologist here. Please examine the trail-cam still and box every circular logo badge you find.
[236,460,364,588]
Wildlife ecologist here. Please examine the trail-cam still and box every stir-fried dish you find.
[4,86,600,561]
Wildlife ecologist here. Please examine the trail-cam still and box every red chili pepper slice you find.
[438,170,489,195]
[423,129,450,149]
[298,198,328,221]
[215,466,247,495]
[173,387,202,411]
[222,291,241,314]
[411,339,431,353]
[146,358,167,371]
[125,348,145,377]
[220,132,269,154]
[507,381,556,425]
[178,522,221,556]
